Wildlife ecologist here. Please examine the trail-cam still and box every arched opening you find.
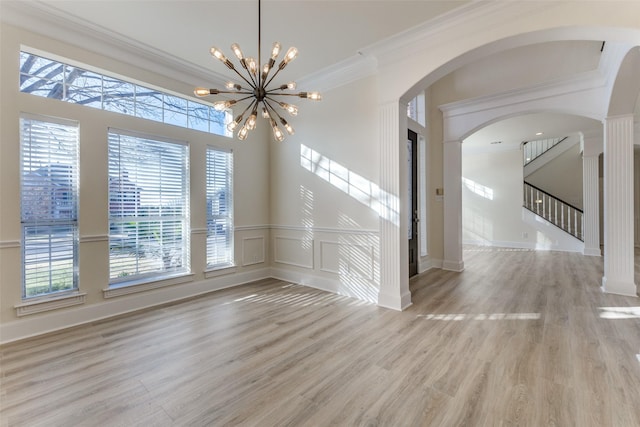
[374,8,640,308]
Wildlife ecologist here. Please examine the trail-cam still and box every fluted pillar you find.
[443,140,464,272]
[377,101,412,310]
[602,115,637,296]
[583,154,601,256]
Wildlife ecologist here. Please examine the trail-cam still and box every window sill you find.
[15,292,87,317]
[204,264,237,279]
[103,273,195,298]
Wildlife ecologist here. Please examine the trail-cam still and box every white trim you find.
[270,224,379,235]
[235,225,270,232]
[442,260,465,272]
[360,1,507,62]
[0,240,21,249]
[103,273,195,298]
[418,257,442,274]
[79,234,108,243]
[1,268,271,345]
[318,240,375,280]
[242,236,265,266]
[15,292,86,317]
[204,265,237,279]
[298,54,378,93]
[270,267,378,305]
[273,236,314,269]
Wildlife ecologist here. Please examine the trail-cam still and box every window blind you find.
[20,115,79,298]
[206,147,234,267]
[108,130,190,283]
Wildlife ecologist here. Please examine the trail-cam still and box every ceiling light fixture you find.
[535,132,543,136]
[194,0,321,142]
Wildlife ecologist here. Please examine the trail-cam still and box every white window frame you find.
[108,129,190,286]
[20,114,79,299]
[206,146,234,269]
[19,49,231,137]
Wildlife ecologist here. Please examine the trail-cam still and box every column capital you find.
[604,113,635,123]
[580,129,603,157]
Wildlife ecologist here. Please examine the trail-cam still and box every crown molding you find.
[359,1,535,66]
[297,53,378,93]
[439,69,607,119]
[1,1,227,88]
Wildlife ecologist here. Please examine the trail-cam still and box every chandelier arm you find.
[229,67,258,88]
[265,92,302,97]
[263,98,284,121]
[238,99,256,118]
[216,90,255,95]
[263,67,284,89]
[262,99,278,119]
[236,95,257,103]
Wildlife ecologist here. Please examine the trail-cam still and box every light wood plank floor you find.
[2,247,640,426]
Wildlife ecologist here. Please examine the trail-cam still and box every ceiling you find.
[462,112,602,155]
[2,1,635,150]
[3,0,467,82]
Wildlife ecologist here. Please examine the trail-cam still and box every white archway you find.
[371,2,640,309]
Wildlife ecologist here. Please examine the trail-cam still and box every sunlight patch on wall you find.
[300,144,399,225]
[462,177,494,200]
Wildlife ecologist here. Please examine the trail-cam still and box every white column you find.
[602,114,637,297]
[583,154,601,256]
[635,150,640,247]
[443,140,464,272]
[377,101,412,310]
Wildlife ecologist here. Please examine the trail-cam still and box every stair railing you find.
[523,181,583,241]
[522,136,567,166]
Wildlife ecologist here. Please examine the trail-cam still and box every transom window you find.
[20,115,79,298]
[19,50,231,137]
[108,130,190,284]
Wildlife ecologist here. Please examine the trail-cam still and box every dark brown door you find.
[408,130,418,277]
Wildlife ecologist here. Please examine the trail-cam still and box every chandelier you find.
[194,0,321,141]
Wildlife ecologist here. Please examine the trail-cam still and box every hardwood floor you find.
[2,247,640,426]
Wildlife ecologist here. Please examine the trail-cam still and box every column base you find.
[377,289,413,311]
[442,260,465,272]
[583,247,602,257]
[601,277,638,297]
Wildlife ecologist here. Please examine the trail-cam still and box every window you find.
[19,50,231,136]
[20,115,79,298]
[407,93,426,127]
[206,147,234,268]
[108,130,190,284]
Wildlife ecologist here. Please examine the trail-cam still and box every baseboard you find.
[418,257,443,273]
[601,277,639,298]
[442,260,465,272]
[0,267,271,345]
[270,267,379,304]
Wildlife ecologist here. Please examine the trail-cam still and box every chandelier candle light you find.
[194,0,321,141]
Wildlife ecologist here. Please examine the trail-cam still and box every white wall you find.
[526,141,584,209]
[0,24,271,342]
[268,76,383,302]
[462,147,583,251]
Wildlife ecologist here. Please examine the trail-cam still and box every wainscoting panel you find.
[242,236,265,266]
[320,241,375,280]
[274,236,314,269]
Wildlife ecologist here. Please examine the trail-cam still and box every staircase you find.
[523,182,583,240]
[522,136,567,166]
[522,136,584,241]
